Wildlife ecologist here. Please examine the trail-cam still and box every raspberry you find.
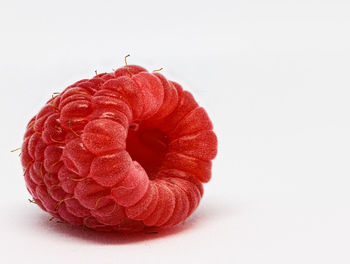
[21,64,217,232]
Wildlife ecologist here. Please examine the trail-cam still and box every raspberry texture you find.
[21,65,218,232]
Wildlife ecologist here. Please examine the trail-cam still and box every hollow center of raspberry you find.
[126,123,169,180]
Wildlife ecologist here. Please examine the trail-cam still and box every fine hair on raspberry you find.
[21,63,218,232]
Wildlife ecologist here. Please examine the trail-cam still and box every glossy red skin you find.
[21,65,217,232]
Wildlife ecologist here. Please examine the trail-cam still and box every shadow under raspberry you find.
[14,197,234,245]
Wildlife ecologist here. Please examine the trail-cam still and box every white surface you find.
[1,0,350,263]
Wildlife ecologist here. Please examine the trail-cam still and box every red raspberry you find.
[21,64,218,232]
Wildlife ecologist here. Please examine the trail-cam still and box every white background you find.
[1,0,350,263]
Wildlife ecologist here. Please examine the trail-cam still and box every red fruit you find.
[21,64,218,232]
